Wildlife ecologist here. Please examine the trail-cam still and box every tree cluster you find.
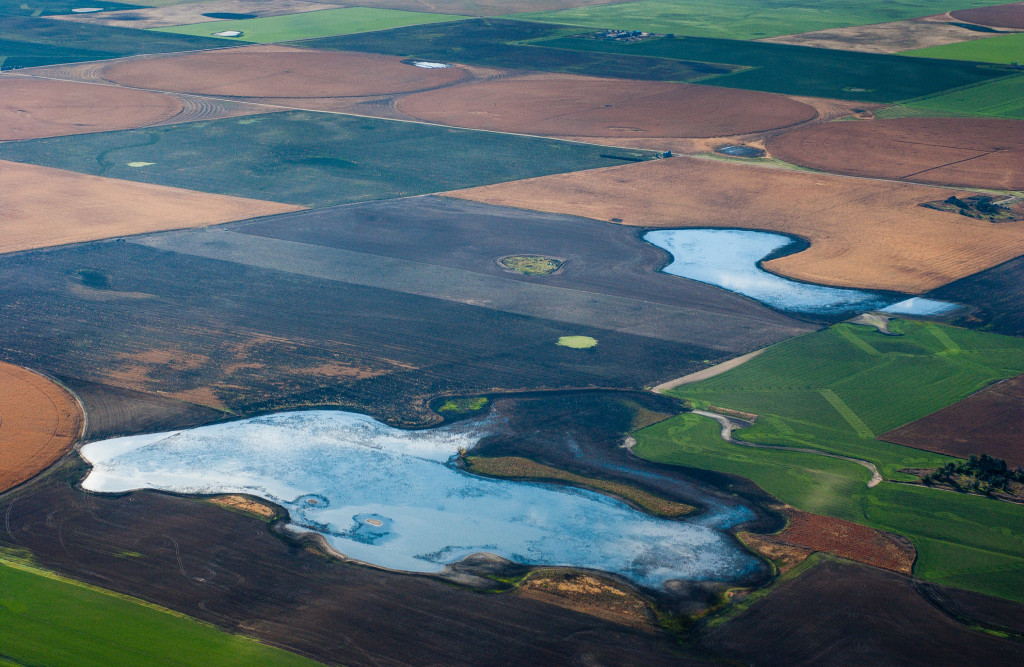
[923,454,1024,495]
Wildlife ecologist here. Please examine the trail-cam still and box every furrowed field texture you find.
[0,111,656,207]
[512,0,1001,40]
[301,18,737,81]
[875,74,1024,119]
[155,7,466,43]
[901,31,1024,64]
[536,33,1012,101]
[634,321,1024,601]
[0,558,318,667]
[0,15,228,69]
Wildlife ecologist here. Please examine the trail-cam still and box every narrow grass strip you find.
[819,389,874,439]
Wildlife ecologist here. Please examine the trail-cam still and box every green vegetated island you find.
[634,320,1024,601]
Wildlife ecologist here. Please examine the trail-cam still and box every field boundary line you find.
[652,347,766,393]
[836,325,879,356]
[818,389,874,439]
[925,323,960,353]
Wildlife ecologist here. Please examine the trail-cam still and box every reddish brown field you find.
[771,508,916,574]
[766,117,1024,190]
[445,157,1024,293]
[0,362,83,493]
[0,160,302,255]
[951,2,1024,29]
[0,77,182,141]
[881,374,1024,468]
[396,75,818,138]
[101,45,472,99]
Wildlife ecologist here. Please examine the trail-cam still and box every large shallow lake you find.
[644,229,957,316]
[81,410,761,590]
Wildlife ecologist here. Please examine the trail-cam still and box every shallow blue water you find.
[81,410,761,589]
[644,229,957,316]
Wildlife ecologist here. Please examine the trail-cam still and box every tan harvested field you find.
[759,14,1019,53]
[951,2,1024,29]
[0,77,182,141]
[0,361,83,494]
[396,75,818,138]
[766,118,1024,191]
[444,156,1024,293]
[50,0,340,29]
[0,160,302,255]
[304,0,640,16]
[101,45,472,98]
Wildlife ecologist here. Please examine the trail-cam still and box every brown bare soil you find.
[517,571,654,632]
[767,117,1024,190]
[0,362,83,494]
[396,74,818,138]
[0,160,302,255]
[768,507,916,574]
[208,494,277,518]
[737,532,813,574]
[304,0,641,16]
[0,77,182,141]
[951,3,1024,30]
[881,373,1024,468]
[700,558,1024,666]
[101,45,472,99]
[759,14,1019,53]
[51,0,341,30]
[444,156,1024,293]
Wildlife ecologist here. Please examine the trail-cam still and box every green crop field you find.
[633,406,1024,599]
[155,7,465,43]
[511,0,999,41]
[876,73,1024,119]
[0,110,655,207]
[901,32,1024,65]
[0,0,142,17]
[536,33,1012,102]
[0,555,318,666]
[667,320,1024,479]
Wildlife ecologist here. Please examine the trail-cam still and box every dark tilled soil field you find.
[951,3,1024,30]
[0,458,706,667]
[700,558,1024,666]
[0,233,759,427]
[881,374,1024,468]
[928,253,1024,337]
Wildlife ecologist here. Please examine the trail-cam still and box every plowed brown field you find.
[766,118,1024,190]
[771,508,915,573]
[0,160,302,255]
[444,157,1024,293]
[101,45,472,98]
[0,362,83,493]
[0,77,182,141]
[396,75,818,138]
[951,3,1024,29]
[882,374,1024,468]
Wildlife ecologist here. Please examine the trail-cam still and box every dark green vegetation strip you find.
[537,34,1013,102]
[0,557,318,666]
[0,110,655,207]
[0,16,229,70]
[0,0,142,17]
[298,18,736,81]
[634,321,1024,601]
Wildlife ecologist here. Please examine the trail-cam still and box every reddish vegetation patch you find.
[0,361,83,493]
[882,374,1024,468]
[397,75,817,138]
[766,117,1024,190]
[101,45,472,98]
[766,508,916,574]
[0,77,182,141]
[951,3,1024,29]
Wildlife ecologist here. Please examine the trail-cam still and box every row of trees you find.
[922,454,1024,495]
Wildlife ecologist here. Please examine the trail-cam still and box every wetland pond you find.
[81,410,761,590]
[644,229,958,317]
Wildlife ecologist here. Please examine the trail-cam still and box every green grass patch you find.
[901,32,1024,65]
[437,396,489,414]
[875,74,1024,119]
[0,110,656,208]
[536,33,1012,102]
[498,254,564,276]
[557,335,597,349]
[511,0,1000,41]
[0,556,319,666]
[154,7,465,43]
[668,320,1024,480]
